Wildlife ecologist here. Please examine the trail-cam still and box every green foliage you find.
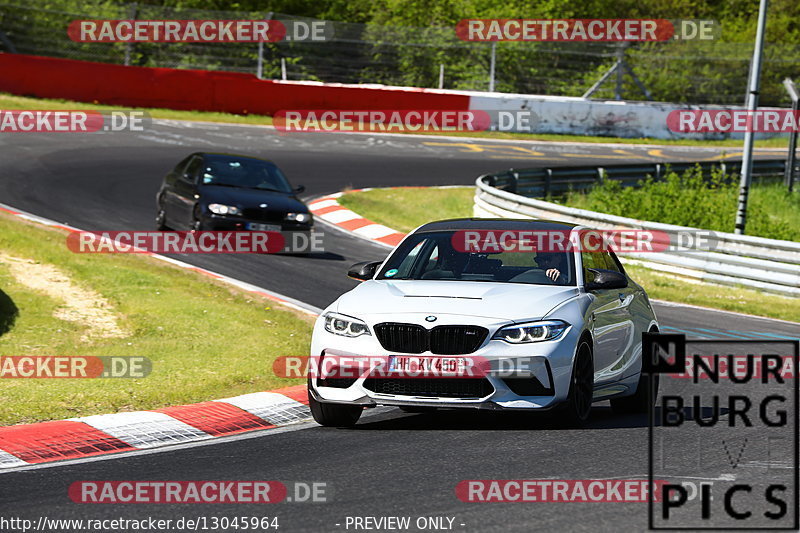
[561,167,800,241]
[3,0,800,104]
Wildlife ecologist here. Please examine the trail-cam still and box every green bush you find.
[560,167,800,241]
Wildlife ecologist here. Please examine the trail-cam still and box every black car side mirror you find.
[294,185,306,194]
[585,268,628,291]
[347,261,381,281]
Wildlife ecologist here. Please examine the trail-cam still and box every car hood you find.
[336,280,580,321]
[199,186,308,212]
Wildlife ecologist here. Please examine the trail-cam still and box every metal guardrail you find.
[483,159,787,198]
[474,159,800,297]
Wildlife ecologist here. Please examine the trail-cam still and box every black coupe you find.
[155,152,312,232]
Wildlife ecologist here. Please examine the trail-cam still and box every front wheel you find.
[156,197,169,230]
[559,341,594,426]
[190,206,205,232]
[308,388,362,427]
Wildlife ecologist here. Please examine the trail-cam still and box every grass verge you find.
[0,93,789,148]
[335,187,800,322]
[0,211,314,425]
[338,187,475,234]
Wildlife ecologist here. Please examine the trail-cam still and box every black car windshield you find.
[200,156,292,192]
[376,230,576,286]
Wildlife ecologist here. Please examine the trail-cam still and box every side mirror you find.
[294,185,306,194]
[348,261,381,281]
[585,268,628,291]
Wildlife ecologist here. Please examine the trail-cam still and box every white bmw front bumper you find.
[308,312,583,411]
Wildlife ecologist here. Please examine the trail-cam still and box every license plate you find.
[389,356,467,375]
[247,223,281,231]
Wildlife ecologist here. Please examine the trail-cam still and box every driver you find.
[534,252,565,283]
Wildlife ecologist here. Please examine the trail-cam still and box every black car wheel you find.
[190,206,204,231]
[308,383,362,427]
[560,341,594,426]
[155,199,168,231]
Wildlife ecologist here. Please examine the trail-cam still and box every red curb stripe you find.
[272,385,310,405]
[375,233,406,246]
[311,205,347,215]
[157,402,274,437]
[0,420,134,463]
[338,218,372,231]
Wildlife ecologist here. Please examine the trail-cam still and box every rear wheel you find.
[560,341,594,426]
[308,387,362,427]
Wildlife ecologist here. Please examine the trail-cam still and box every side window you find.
[173,155,193,174]
[604,249,625,274]
[581,251,601,282]
[182,157,203,182]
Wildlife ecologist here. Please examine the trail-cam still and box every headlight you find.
[286,212,312,224]
[493,320,570,344]
[324,312,371,337]
[208,203,242,216]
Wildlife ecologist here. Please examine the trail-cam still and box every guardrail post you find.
[508,170,519,193]
[257,12,274,80]
[596,167,605,183]
[544,168,552,197]
[783,79,799,192]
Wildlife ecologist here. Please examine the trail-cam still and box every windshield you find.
[376,230,576,286]
[200,156,293,192]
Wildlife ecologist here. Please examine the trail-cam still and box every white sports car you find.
[308,219,660,427]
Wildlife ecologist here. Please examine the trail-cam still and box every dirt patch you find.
[0,253,128,343]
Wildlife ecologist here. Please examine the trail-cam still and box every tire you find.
[308,387,362,427]
[155,197,169,230]
[610,372,659,414]
[190,206,204,232]
[560,341,594,426]
[399,406,437,413]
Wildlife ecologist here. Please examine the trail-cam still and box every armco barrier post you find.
[783,78,799,192]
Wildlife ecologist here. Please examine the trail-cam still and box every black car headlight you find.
[324,312,371,337]
[286,212,312,224]
[493,320,570,344]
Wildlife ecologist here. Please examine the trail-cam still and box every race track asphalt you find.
[0,121,796,532]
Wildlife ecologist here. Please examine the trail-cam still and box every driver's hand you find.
[546,268,561,281]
